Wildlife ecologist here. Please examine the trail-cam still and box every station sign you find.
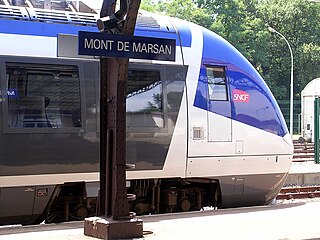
[78,31,176,61]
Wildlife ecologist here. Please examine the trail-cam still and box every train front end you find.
[177,20,294,207]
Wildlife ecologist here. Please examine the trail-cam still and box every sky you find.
[80,0,103,12]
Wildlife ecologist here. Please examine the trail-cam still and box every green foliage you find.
[140,0,159,12]
[297,43,320,89]
[141,0,212,28]
[257,0,320,99]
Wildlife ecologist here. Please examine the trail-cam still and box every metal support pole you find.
[108,58,130,219]
[84,1,143,239]
[314,97,319,164]
[100,0,141,221]
[98,58,107,216]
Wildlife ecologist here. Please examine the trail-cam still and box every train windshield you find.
[6,63,81,129]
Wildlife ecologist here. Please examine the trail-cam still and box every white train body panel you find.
[0,33,57,58]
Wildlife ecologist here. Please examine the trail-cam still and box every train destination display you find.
[78,31,176,61]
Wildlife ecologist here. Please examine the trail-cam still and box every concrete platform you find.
[1,201,320,240]
[286,161,320,186]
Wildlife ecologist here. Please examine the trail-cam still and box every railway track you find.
[277,140,320,200]
[276,186,320,200]
[293,141,314,162]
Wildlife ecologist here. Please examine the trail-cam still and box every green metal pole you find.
[314,97,319,164]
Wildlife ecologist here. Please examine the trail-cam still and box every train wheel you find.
[180,197,191,212]
[71,204,88,220]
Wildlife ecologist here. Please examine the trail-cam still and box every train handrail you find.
[0,4,98,26]
[28,7,98,25]
[0,4,162,29]
[0,5,29,20]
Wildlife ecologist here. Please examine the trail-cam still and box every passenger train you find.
[0,1,293,225]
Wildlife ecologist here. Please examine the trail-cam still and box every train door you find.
[206,66,232,142]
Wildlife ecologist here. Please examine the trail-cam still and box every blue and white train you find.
[0,1,293,225]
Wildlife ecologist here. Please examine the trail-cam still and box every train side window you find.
[126,70,163,128]
[6,63,81,129]
[206,66,228,101]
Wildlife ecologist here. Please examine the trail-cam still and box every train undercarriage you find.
[43,178,221,223]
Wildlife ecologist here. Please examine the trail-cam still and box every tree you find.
[298,43,320,89]
[146,93,163,112]
[141,0,212,28]
[140,0,159,12]
[257,0,320,99]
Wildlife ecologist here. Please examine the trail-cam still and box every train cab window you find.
[126,70,163,128]
[6,63,81,129]
[206,66,228,101]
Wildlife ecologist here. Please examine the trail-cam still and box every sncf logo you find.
[7,90,16,96]
[233,89,250,103]
[7,89,18,98]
